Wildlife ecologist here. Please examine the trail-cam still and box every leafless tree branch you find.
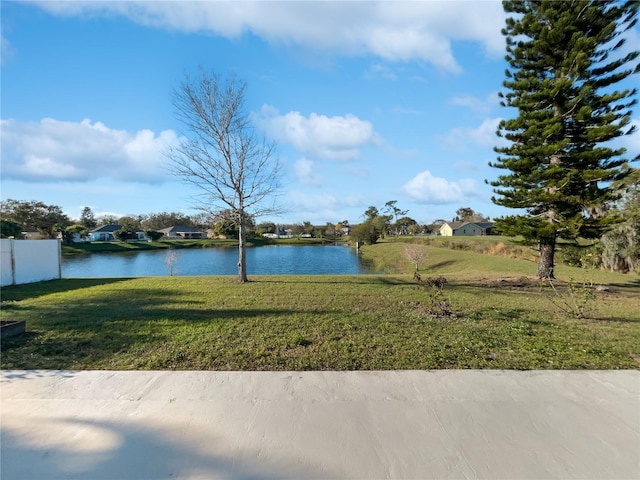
[166,68,281,282]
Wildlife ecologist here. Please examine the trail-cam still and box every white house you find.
[158,225,204,239]
[439,221,494,236]
[88,224,147,241]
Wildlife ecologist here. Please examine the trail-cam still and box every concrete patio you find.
[1,370,638,479]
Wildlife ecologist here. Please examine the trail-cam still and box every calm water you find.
[62,245,374,277]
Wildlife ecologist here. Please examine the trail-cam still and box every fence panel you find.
[0,239,61,286]
[0,240,14,286]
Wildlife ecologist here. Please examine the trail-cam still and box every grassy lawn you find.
[359,236,599,274]
[1,252,638,369]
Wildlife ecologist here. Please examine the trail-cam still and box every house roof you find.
[158,225,203,234]
[441,221,494,231]
[473,222,494,229]
[90,224,145,233]
[90,224,122,233]
[440,222,464,230]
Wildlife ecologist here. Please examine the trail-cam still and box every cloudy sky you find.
[1,1,638,226]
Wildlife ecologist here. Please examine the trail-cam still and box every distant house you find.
[158,225,204,239]
[88,224,120,241]
[88,224,147,242]
[439,221,494,236]
[22,231,48,240]
[67,232,86,243]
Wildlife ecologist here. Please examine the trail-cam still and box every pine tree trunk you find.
[237,214,248,283]
[538,241,556,279]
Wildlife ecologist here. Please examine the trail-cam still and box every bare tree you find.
[168,69,280,282]
[404,243,429,273]
[164,248,178,276]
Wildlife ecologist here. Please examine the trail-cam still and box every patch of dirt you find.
[477,276,541,289]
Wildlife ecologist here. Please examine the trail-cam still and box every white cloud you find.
[450,92,500,115]
[254,105,380,161]
[31,1,506,72]
[0,118,178,183]
[292,158,323,186]
[365,64,398,81]
[282,190,365,224]
[453,160,481,173]
[1,32,12,65]
[443,117,504,150]
[403,170,479,204]
[344,164,371,180]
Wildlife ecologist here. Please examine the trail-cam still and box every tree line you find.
[0,198,487,243]
[0,199,347,241]
[1,195,638,272]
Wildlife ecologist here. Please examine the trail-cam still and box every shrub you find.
[424,276,448,289]
[540,277,597,319]
[488,242,505,256]
[561,245,584,267]
[146,230,164,241]
[114,230,137,241]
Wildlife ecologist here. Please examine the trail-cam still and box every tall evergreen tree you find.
[490,0,639,278]
[79,206,97,229]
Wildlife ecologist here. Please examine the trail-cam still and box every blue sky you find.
[1,1,638,226]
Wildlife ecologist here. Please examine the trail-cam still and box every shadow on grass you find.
[608,278,640,289]
[0,278,133,302]
[0,284,337,369]
[250,275,417,286]
[427,260,457,271]
[465,307,536,324]
[1,331,40,348]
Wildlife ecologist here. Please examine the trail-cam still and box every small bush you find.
[424,276,448,289]
[425,289,455,318]
[540,277,597,319]
[488,242,505,256]
[146,230,164,241]
[560,245,584,267]
[560,245,602,269]
[450,241,470,251]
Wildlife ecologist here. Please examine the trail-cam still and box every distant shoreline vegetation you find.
[61,237,339,256]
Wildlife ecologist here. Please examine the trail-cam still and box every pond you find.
[62,245,375,277]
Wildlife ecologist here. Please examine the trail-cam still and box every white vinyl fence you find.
[1,239,61,286]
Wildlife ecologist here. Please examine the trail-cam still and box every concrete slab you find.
[1,370,638,479]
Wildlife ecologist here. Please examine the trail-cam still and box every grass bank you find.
[1,270,638,370]
[358,238,629,283]
[359,236,602,273]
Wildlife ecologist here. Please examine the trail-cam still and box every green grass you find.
[360,237,627,282]
[1,263,638,370]
[360,239,538,276]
